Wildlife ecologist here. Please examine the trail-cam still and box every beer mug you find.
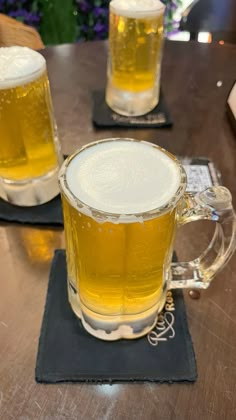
[105,0,165,116]
[0,46,62,206]
[59,138,236,341]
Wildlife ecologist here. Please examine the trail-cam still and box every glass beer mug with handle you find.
[0,46,62,206]
[59,139,236,341]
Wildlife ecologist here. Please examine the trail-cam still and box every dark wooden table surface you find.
[1,40,236,420]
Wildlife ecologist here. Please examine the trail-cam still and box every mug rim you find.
[110,0,166,19]
[58,138,187,223]
[0,48,46,89]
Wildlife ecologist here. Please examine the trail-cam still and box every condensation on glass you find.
[59,138,236,340]
[106,0,165,116]
[0,46,62,206]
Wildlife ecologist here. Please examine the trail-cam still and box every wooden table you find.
[1,40,236,419]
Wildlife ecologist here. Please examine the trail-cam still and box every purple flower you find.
[93,6,107,18]
[94,21,106,33]
[8,11,20,18]
[7,5,41,28]
[26,12,40,23]
[78,1,90,13]
[8,9,28,18]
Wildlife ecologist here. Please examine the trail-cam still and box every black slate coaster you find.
[0,194,63,226]
[0,156,68,226]
[35,250,197,384]
[92,90,173,128]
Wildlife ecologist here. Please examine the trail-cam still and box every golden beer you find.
[106,0,165,116]
[0,46,62,206]
[62,196,176,316]
[59,139,184,340]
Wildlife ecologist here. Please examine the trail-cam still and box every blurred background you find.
[0,0,235,46]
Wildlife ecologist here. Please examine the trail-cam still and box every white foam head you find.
[65,140,181,215]
[0,46,46,89]
[110,0,165,18]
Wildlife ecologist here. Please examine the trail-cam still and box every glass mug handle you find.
[171,186,236,289]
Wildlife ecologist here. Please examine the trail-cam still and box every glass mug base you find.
[68,280,167,341]
[105,82,159,117]
[0,166,60,206]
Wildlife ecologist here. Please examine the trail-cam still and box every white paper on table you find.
[183,164,213,193]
